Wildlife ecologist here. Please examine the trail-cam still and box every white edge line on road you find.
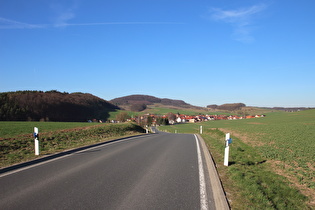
[195,134,208,210]
[0,135,144,178]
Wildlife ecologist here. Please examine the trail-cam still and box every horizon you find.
[1,1,315,108]
[1,89,313,109]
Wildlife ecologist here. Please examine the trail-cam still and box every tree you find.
[207,104,218,109]
[116,112,130,122]
[156,117,169,125]
[218,103,246,111]
[167,113,176,121]
[146,115,153,126]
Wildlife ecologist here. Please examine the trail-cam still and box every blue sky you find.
[1,0,314,107]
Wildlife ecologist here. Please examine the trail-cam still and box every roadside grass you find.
[160,109,315,209]
[203,129,308,209]
[0,121,95,139]
[0,122,145,168]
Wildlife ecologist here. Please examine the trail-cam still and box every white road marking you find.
[195,134,208,210]
[0,135,145,178]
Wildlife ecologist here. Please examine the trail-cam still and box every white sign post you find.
[200,126,203,134]
[34,127,39,155]
[224,133,232,166]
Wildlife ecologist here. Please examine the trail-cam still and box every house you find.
[189,118,196,123]
[206,115,215,120]
[176,117,182,123]
[216,115,228,120]
[255,114,266,118]
[228,115,239,120]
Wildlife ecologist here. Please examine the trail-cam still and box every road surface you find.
[0,131,229,209]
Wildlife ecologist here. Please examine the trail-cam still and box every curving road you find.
[0,131,229,209]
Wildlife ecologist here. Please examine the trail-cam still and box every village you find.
[120,113,266,125]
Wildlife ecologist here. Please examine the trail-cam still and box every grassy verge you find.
[159,109,315,209]
[203,129,308,209]
[0,122,145,168]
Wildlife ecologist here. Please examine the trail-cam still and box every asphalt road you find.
[0,131,227,210]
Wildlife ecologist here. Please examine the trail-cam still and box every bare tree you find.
[116,112,130,122]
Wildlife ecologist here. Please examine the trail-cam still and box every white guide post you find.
[224,133,230,166]
[34,127,39,155]
[200,126,203,134]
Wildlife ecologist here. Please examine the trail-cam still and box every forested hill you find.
[0,91,119,121]
[110,94,201,110]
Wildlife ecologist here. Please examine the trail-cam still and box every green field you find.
[161,109,315,209]
[0,121,97,139]
[1,109,314,208]
[0,122,145,168]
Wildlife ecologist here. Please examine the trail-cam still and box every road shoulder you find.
[196,134,230,210]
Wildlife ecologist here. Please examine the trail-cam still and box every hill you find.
[206,103,313,115]
[207,103,246,111]
[0,90,119,122]
[110,94,204,111]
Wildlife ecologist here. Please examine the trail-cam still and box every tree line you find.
[0,91,119,121]
[207,103,246,111]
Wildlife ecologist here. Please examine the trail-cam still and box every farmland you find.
[1,109,314,208]
[0,122,145,168]
[161,109,315,209]
[0,121,97,139]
